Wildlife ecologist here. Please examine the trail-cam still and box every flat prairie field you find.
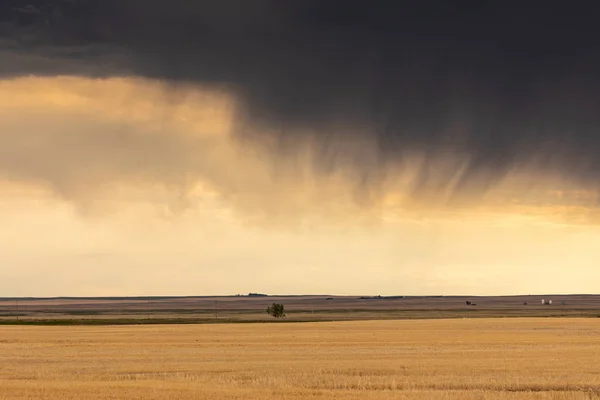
[1,319,599,400]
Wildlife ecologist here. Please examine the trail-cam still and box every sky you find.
[1,1,600,296]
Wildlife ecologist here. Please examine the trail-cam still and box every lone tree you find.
[266,303,286,318]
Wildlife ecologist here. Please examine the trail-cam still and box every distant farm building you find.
[541,299,552,305]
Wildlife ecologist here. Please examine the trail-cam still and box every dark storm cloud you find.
[2,0,600,204]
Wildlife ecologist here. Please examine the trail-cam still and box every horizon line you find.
[0,293,597,300]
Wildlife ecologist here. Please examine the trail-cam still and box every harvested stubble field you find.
[1,318,600,399]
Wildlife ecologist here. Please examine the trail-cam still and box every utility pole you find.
[214,300,218,320]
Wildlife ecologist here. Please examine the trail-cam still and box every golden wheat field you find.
[1,319,599,399]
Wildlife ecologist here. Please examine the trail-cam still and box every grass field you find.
[2,295,600,324]
[1,318,599,399]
